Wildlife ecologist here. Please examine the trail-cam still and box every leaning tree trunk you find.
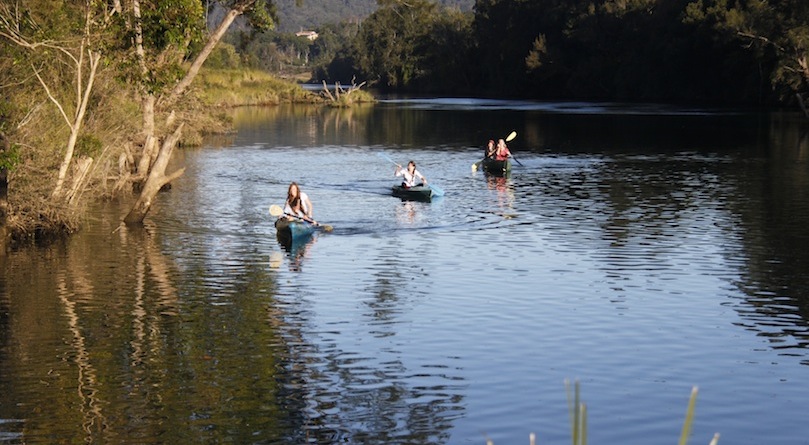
[135,94,158,178]
[123,123,185,225]
[798,56,809,120]
[165,8,242,105]
[123,1,253,225]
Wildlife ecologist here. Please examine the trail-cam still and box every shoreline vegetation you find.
[0,0,382,252]
[0,66,373,251]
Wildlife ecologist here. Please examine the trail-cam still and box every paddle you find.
[376,152,445,197]
[472,131,519,171]
[269,205,333,232]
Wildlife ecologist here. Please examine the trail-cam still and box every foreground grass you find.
[487,382,720,445]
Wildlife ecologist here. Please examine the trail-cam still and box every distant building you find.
[295,30,318,41]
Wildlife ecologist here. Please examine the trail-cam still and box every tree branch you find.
[737,31,786,53]
[31,64,73,130]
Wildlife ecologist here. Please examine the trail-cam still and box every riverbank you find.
[171,68,375,143]
[0,68,371,250]
[196,68,320,108]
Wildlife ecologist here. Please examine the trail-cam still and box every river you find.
[2,99,809,444]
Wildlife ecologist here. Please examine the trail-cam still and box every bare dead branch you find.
[31,64,73,129]
[737,31,786,53]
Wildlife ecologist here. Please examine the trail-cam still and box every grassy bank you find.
[195,68,321,108]
[194,68,375,109]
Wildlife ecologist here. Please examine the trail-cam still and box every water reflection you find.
[5,103,809,444]
[275,233,317,272]
[273,232,467,443]
[55,268,108,439]
[394,201,419,224]
[485,173,515,214]
[0,207,311,443]
[721,123,809,360]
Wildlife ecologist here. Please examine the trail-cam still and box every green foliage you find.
[307,22,354,74]
[684,0,809,102]
[0,144,20,172]
[413,7,475,93]
[141,0,205,49]
[110,0,206,94]
[237,0,279,32]
[338,0,475,90]
[227,28,314,75]
[207,42,243,69]
[293,0,806,105]
[272,0,473,33]
[75,134,103,159]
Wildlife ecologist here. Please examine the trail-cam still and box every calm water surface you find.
[2,100,809,444]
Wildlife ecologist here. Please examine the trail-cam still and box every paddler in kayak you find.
[283,181,318,225]
[394,161,427,189]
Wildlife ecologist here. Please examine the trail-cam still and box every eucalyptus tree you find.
[350,0,439,88]
[0,0,279,237]
[684,0,809,113]
[0,0,117,206]
[411,6,474,93]
[472,0,570,96]
[117,0,277,224]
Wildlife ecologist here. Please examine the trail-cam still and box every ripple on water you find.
[6,135,809,445]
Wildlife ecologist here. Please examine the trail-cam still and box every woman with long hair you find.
[394,161,427,188]
[283,182,317,224]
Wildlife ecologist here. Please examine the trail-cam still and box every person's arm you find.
[303,195,314,218]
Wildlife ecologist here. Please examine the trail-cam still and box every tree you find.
[347,0,473,90]
[0,0,115,203]
[685,0,809,111]
[411,7,474,93]
[119,0,277,225]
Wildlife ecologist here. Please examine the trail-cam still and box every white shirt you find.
[396,167,426,187]
[283,191,312,218]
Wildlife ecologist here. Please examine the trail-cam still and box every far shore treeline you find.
[255,0,808,108]
[1,0,808,248]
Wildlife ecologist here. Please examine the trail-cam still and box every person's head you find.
[407,161,416,172]
[488,140,495,147]
[497,139,506,148]
[287,182,300,200]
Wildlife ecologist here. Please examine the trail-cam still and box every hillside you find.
[274,0,474,32]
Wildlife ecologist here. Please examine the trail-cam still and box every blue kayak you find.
[275,218,316,241]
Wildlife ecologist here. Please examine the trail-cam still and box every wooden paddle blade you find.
[506,131,517,142]
[321,225,334,233]
[269,205,283,217]
[472,162,479,171]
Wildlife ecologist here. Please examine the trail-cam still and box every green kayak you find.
[392,185,433,202]
[482,158,511,176]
